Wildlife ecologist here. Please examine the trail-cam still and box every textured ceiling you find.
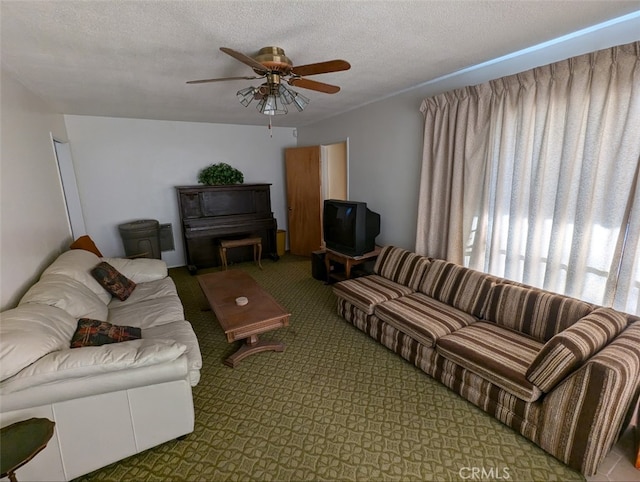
[2,1,640,128]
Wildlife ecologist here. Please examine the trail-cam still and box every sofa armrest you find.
[101,257,168,283]
[526,307,628,392]
[0,338,186,395]
[538,321,640,476]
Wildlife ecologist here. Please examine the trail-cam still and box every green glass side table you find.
[0,418,55,482]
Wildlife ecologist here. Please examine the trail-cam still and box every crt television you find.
[323,199,381,257]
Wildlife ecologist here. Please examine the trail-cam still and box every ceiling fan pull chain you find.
[268,117,272,138]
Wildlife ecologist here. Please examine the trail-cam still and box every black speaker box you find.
[311,250,327,280]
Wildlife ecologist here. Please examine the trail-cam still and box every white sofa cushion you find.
[41,250,112,304]
[0,304,77,381]
[108,291,185,329]
[0,338,186,395]
[144,320,203,386]
[107,277,178,309]
[101,257,168,283]
[19,274,108,320]
[0,357,190,413]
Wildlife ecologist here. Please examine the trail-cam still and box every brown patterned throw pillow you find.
[70,318,141,348]
[90,261,136,301]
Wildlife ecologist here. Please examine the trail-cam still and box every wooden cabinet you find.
[176,184,278,273]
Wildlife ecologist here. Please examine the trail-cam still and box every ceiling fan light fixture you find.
[257,94,288,116]
[291,90,310,112]
[277,84,309,112]
[278,84,295,104]
[236,86,257,107]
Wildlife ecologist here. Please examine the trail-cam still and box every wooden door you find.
[286,146,322,256]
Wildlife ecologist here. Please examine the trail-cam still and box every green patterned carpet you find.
[80,254,584,481]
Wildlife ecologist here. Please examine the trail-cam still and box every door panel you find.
[326,142,348,200]
[285,146,322,256]
[53,139,86,239]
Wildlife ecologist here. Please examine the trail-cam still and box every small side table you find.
[325,246,381,283]
[0,418,55,482]
[219,237,263,270]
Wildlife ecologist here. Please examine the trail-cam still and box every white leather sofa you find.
[0,249,202,481]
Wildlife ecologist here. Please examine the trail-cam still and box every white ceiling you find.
[2,1,640,128]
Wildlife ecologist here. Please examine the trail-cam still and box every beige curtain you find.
[417,42,640,313]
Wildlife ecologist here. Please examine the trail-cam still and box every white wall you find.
[63,115,296,267]
[298,99,422,250]
[1,68,71,310]
[297,12,640,252]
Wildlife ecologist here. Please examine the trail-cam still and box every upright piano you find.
[176,184,278,273]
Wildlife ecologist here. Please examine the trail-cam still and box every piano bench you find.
[219,237,263,270]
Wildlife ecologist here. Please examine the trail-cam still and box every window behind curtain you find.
[418,42,640,314]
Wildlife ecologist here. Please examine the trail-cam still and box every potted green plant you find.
[197,163,244,185]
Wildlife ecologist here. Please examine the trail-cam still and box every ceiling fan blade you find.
[186,76,260,84]
[291,60,351,77]
[220,47,268,73]
[288,77,341,94]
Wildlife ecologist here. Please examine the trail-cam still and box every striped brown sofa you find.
[332,245,640,476]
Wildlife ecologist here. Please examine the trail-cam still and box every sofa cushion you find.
[0,304,77,381]
[91,262,136,301]
[433,355,541,440]
[19,274,108,320]
[0,338,186,395]
[483,283,593,342]
[144,320,203,386]
[373,246,431,290]
[418,260,498,318]
[108,292,185,328]
[70,319,142,348]
[107,277,178,308]
[375,292,477,347]
[526,307,629,392]
[332,275,414,315]
[100,257,168,283]
[41,250,112,304]
[437,322,544,402]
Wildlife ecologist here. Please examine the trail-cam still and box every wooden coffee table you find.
[197,270,290,367]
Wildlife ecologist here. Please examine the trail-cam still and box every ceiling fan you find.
[187,46,351,115]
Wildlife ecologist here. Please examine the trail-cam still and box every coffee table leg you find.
[224,335,285,367]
